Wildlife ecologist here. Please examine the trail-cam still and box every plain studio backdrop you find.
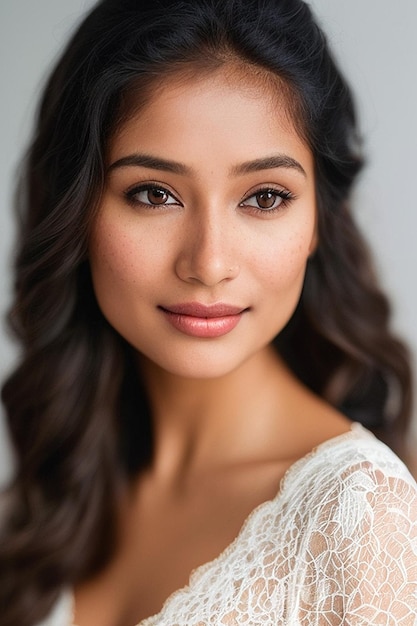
[0,1,416,481]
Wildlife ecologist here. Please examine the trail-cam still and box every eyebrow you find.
[231,155,306,177]
[108,152,307,177]
[108,154,189,175]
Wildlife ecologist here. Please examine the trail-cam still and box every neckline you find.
[71,422,370,626]
[135,423,368,625]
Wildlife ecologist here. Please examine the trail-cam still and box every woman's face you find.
[89,67,317,378]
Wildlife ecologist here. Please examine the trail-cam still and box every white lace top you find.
[41,424,417,626]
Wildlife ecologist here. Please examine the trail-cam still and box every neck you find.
[138,345,294,478]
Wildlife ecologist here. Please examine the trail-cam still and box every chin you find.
[139,345,250,381]
[158,359,242,380]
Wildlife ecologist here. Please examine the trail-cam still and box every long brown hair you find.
[0,0,412,624]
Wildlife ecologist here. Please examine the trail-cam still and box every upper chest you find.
[73,460,294,626]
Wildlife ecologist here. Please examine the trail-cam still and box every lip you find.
[159,302,248,338]
[161,302,246,317]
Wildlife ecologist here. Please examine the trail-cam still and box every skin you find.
[75,66,351,626]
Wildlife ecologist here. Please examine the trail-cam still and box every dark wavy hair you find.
[0,0,412,623]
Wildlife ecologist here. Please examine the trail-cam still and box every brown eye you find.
[240,187,292,213]
[147,188,169,205]
[125,185,180,206]
[256,191,278,209]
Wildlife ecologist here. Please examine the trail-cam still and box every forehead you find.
[118,60,305,130]
[108,63,313,173]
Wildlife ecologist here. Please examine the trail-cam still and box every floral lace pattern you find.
[52,424,417,626]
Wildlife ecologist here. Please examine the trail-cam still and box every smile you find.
[159,303,248,338]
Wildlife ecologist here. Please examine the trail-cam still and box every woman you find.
[1,0,416,624]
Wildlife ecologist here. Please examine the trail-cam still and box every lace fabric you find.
[58,424,417,625]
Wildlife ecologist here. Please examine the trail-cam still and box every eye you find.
[239,188,293,213]
[124,184,180,206]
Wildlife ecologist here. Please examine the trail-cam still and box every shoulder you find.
[281,423,417,502]
[275,424,417,621]
[276,423,417,550]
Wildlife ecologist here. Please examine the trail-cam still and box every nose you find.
[174,208,240,286]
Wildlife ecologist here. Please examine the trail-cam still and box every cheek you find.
[254,222,314,291]
[89,213,162,293]
[90,227,136,292]
[88,215,160,345]
[88,218,152,329]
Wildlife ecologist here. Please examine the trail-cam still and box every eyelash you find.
[124,183,295,215]
[124,183,181,208]
[239,187,294,215]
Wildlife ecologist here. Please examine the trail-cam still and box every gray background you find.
[1,1,416,480]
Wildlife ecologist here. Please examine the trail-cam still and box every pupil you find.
[148,188,167,204]
[257,191,276,209]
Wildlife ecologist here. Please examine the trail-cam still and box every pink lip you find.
[159,302,247,338]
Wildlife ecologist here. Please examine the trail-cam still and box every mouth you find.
[159,302,248,338]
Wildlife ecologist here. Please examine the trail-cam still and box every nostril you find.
[174,246,239,286]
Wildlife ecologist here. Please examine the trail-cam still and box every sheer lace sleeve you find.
[296,457,417,625]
